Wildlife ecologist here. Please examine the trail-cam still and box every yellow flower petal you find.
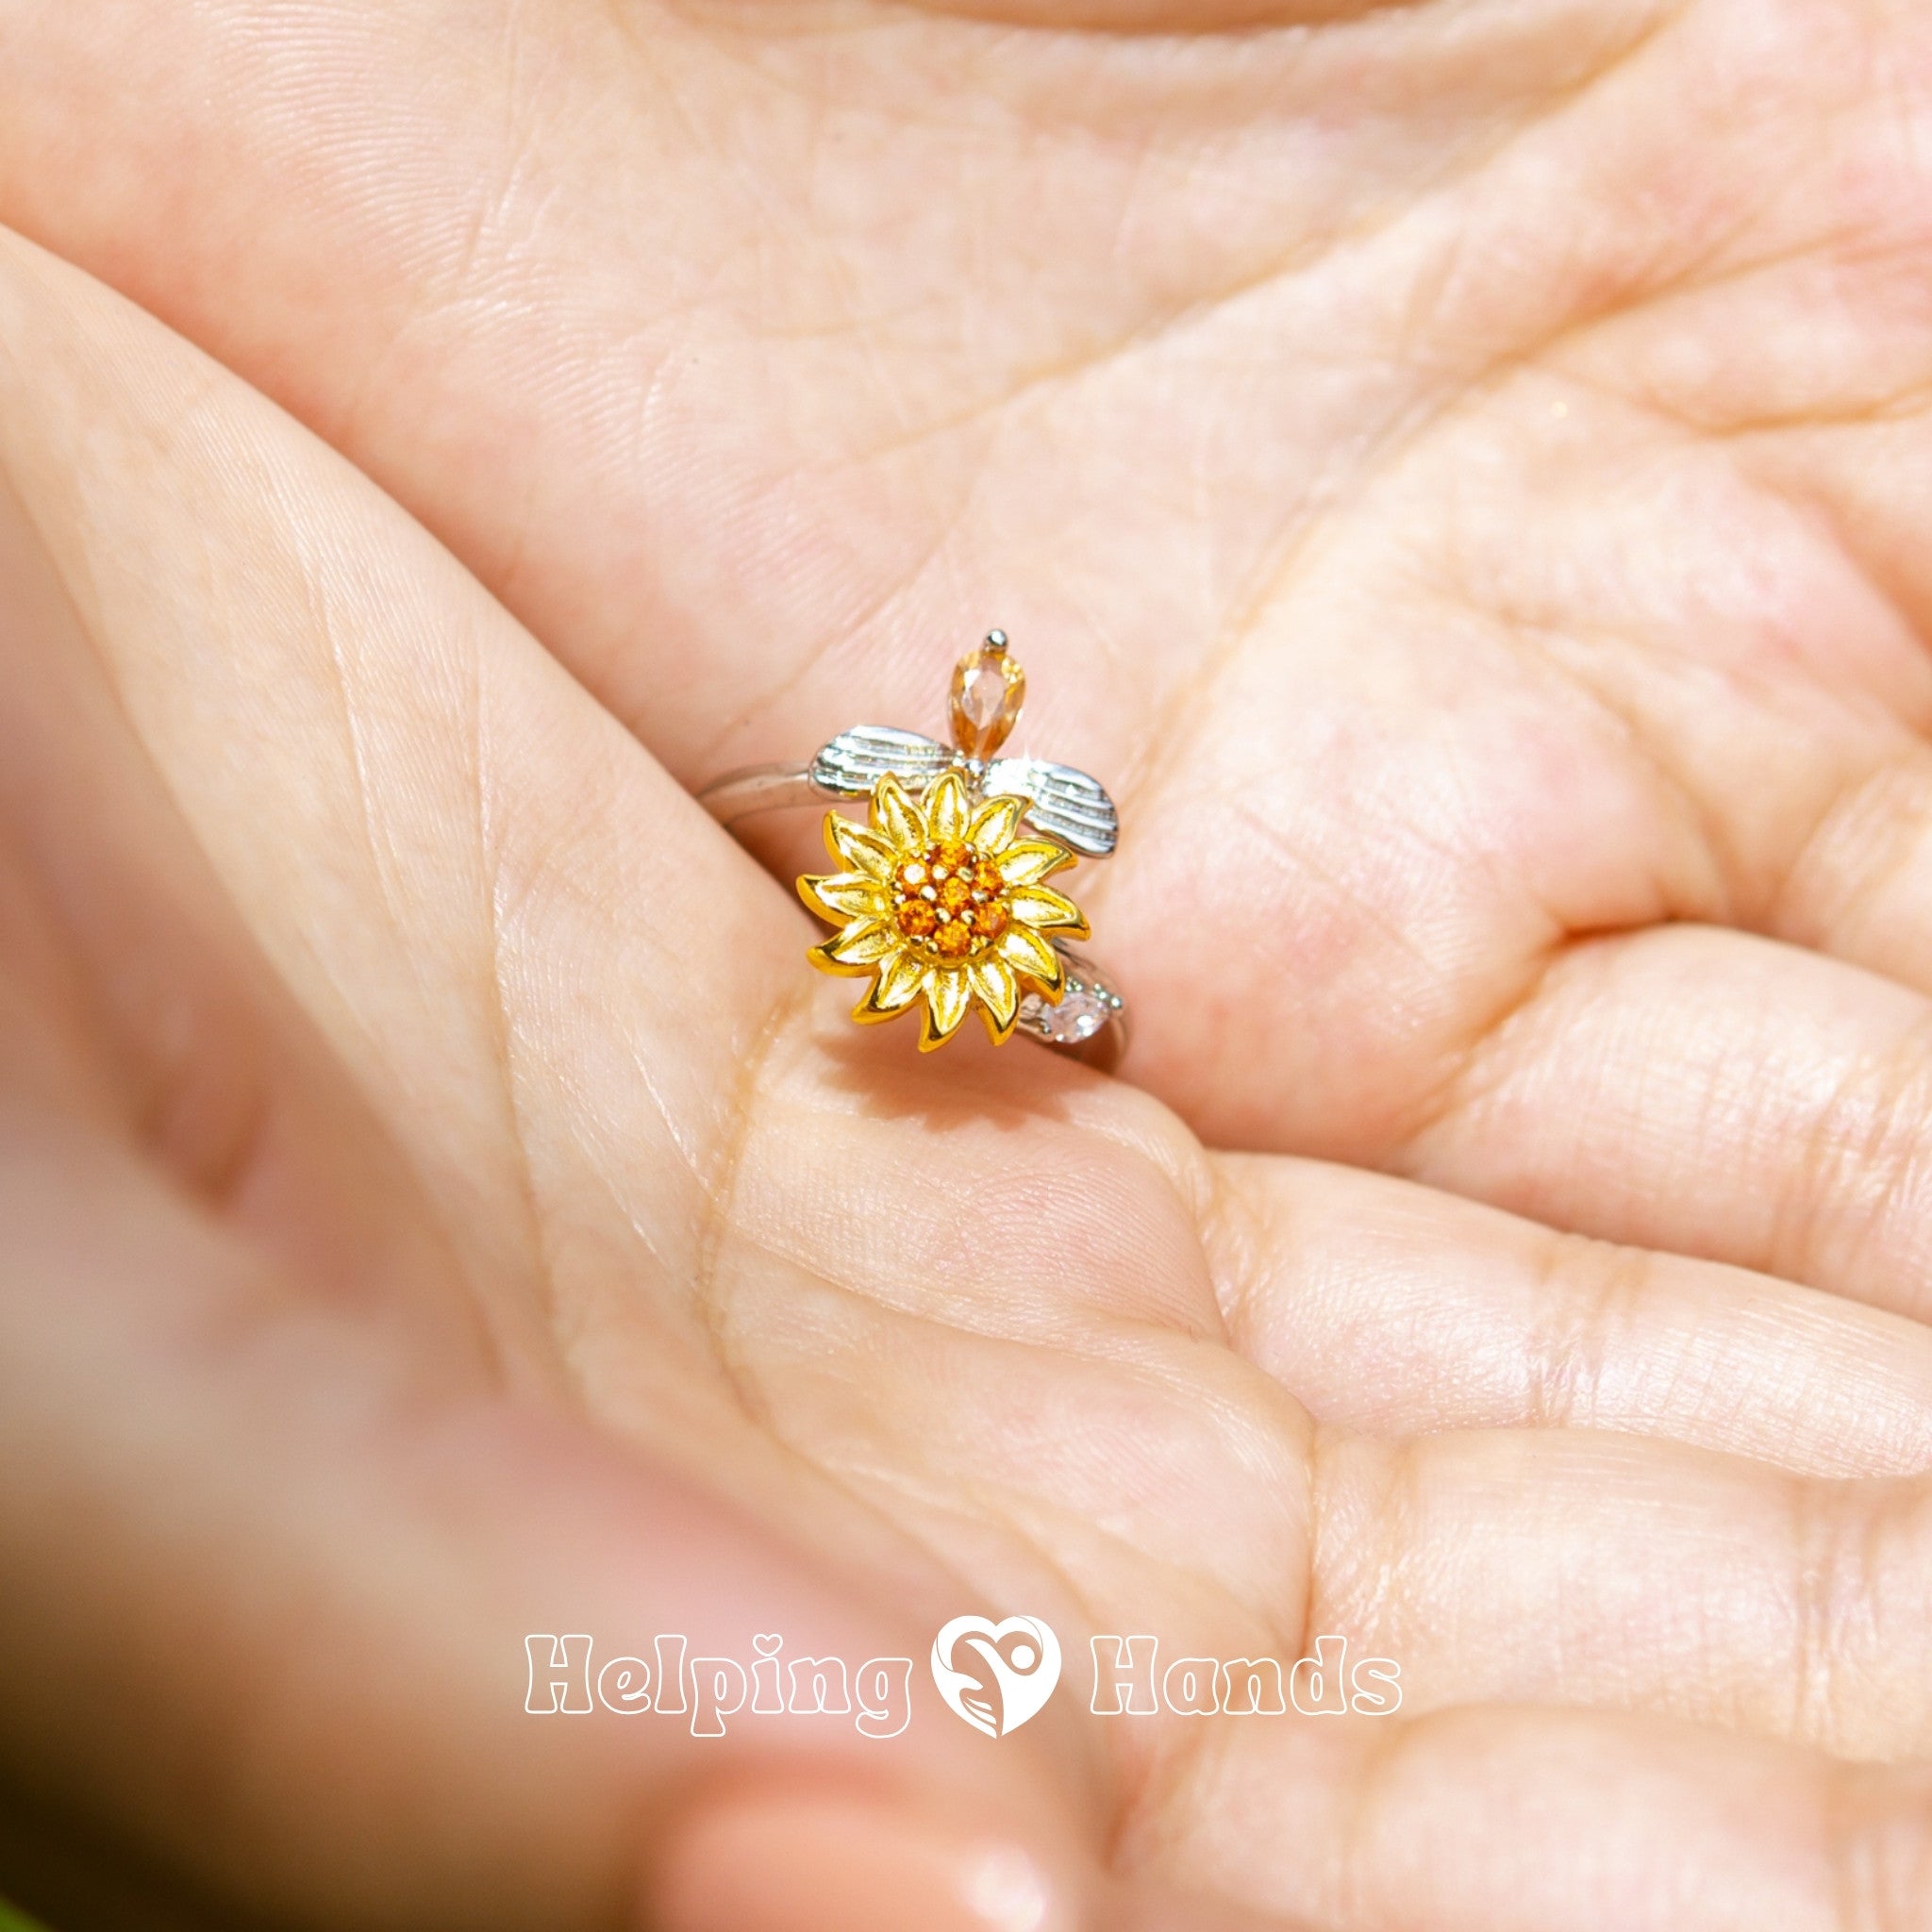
[966,793,1025,854]
[926,769,972,842]
[825,812,896,879]
[812,919,899,971]
[996,841,1074,886]
[858,948,928,1021]
[967,957,1019,1041]
[998,922,1063,992]
[871,774,926,853]
[801,872,890,921]
[921,965,972,1049]
[1007,884,1089,938]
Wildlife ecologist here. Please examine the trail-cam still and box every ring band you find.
[699,633,1128,1072]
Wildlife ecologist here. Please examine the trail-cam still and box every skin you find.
[1,0,1932,1924]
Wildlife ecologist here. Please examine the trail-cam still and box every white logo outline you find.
[930,1614,1062,1738]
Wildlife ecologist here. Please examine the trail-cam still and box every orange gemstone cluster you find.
[798,764,1088,1050]
[891,840,1011,961]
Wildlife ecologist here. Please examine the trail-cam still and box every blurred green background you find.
[0,1898,50,1932]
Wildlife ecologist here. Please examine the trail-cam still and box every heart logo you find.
[930,1614,1062,1738]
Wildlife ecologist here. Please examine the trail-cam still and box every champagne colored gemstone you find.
[972,859,1004,894]
[895,859,929,893]
[938,876,974,915]
[950,639,1025,758]
[934,920,975,960]
[896,899,938,939]
[970,900,1009,940]
[931,840,972,874]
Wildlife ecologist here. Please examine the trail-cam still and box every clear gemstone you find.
[1019,975,1112,1044]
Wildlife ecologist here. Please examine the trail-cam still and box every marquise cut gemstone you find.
[1021,973,1114,1044]
[949,635,1025,759]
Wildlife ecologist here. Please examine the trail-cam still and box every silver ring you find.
[699,633,1127,1072]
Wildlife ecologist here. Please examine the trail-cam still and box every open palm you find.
[4,2,1932,1927]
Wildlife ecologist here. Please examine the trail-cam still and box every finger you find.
[0,242,1126,1924]
[1137,1701,1932,1932]
[1398,921,1932,1322]
[0,223,1333,1930]
[1210,1153,1932,1477]
[0,391,477,1359]
[0,236,1136,1932]
[0,226,1324,1675]
[0,219,809,1398]
[1307,1426,1932,1763]
[0,1108,1109,1932]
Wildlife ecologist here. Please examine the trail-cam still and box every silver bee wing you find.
[983,757,1119,858]
[808,730,1121,859]
[809,725,950,799]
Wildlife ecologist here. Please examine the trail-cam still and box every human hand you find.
[5,4,1932,1927]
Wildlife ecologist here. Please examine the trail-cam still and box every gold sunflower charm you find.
[699,629,1125,1065]
[799,767,1088,1050]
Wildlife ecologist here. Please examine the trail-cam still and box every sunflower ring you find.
[699,633,1127,1070]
